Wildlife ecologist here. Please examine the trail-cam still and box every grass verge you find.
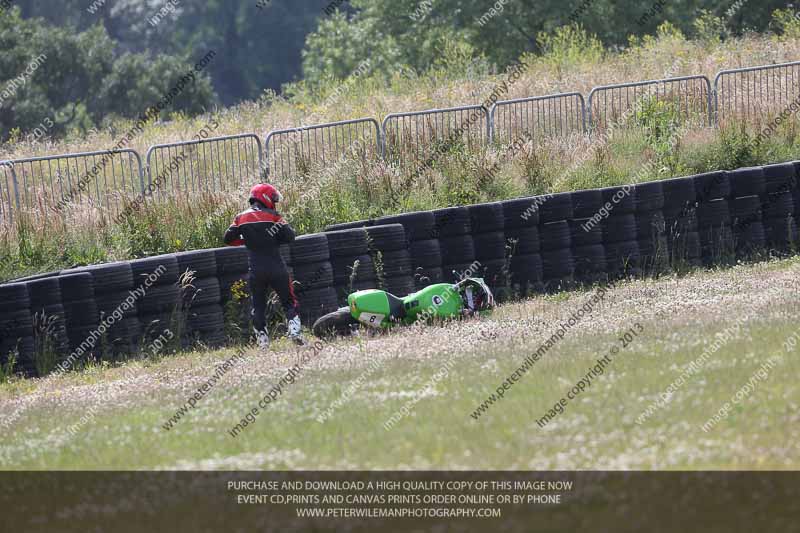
[1,256,798,470]
[2,25,800,280]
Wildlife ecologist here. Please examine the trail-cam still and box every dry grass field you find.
[1,256,798,470]
[1,27,798,163]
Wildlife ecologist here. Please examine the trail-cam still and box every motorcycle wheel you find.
[312,307,358,339]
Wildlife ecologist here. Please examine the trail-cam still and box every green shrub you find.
[772,8,800,39]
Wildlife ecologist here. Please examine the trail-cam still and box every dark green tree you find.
[14,0,329,105]
[0,7,216,140]
[301,0,792,82]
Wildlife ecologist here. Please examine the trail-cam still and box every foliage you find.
[2,12,800,279]
[98,52,215,122]
[13,0,328,105]
[692,10,728,44]
[300,11,404,88]
[0,8,215,140]
[0,346,16,383]
[3,111,800,283]
[635,97,683,162]
[112,193,237,259]
[696,125,766,171]
[536,24,604,69]
[223,279,251,345]
[3,0,795,141]
[771,7,800,39]
[301,0,788,83]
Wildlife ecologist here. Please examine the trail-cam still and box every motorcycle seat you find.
[386,292,406,320]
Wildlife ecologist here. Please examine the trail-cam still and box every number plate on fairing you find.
[357,312,385,326]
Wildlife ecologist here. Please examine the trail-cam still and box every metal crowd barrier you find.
[588,75,713,130]
[714,61,800,125]
[7,149,144,219]
[0,161,18,226]
[264,118,381,180]
[489,92,586,144]
[381,105,490,166]
[146,133,263,195]
[1,60,799,226]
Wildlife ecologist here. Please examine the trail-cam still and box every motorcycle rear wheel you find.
[312,307,358,339]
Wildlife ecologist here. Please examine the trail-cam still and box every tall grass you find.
[2,23,799,161]
[2,25,800,281]
[2,117,799,282]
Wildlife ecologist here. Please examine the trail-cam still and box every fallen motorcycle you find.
[312,277,495,338]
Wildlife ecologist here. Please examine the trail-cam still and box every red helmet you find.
[249,183,283,209]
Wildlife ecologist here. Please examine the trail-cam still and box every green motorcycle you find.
[312,277,495,338]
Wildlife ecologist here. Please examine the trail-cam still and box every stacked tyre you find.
[693,171,734,265]
[569,189,607,285]
[0,283,35,375]
[366,224,415,297]
[177,250,225,348]
[728,167,766,258]
[215,245,251,305]
[730,195,765,257]
[10,271,62,283]
[760,163,798,252]
[375,211,442,290]
[634,181,668,275]
[73,262,139,358]
[25,277,70,364]
[59,273,100,364]
[467,202,508,297]
[433,207,476,285]
[290,233,338,325]
[132,255,181,344]
[325,219,372,232]
[661,176,701,266]
[212,245,251,342]
[326,228,377,301]
[793,161,800,222]
[539,192,575,291]
[503,197,543,294]
[600,186,640,279]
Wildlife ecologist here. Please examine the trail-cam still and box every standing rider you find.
[224,183,303,348]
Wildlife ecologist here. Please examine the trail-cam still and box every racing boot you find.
[287,316,305,346]
[253,327,270,350]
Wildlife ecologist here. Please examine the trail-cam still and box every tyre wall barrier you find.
[176,250,225,349]
[2,161,799,376]
[433,206,476,289]
[502,197,543,294]
[26,277,70,371]
[0,282,34,375]
[289,233,338,326]
[467,202,507,299]
[539,192,575,292]
[365,223,413,298]
[661,176,701,266]
[570,188,605,287]
[58,272,101,363]
[634,181,667,276]
[326,228,372,303]
[373,211,440,290]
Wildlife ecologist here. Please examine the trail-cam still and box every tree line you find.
[0,0,791,141]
